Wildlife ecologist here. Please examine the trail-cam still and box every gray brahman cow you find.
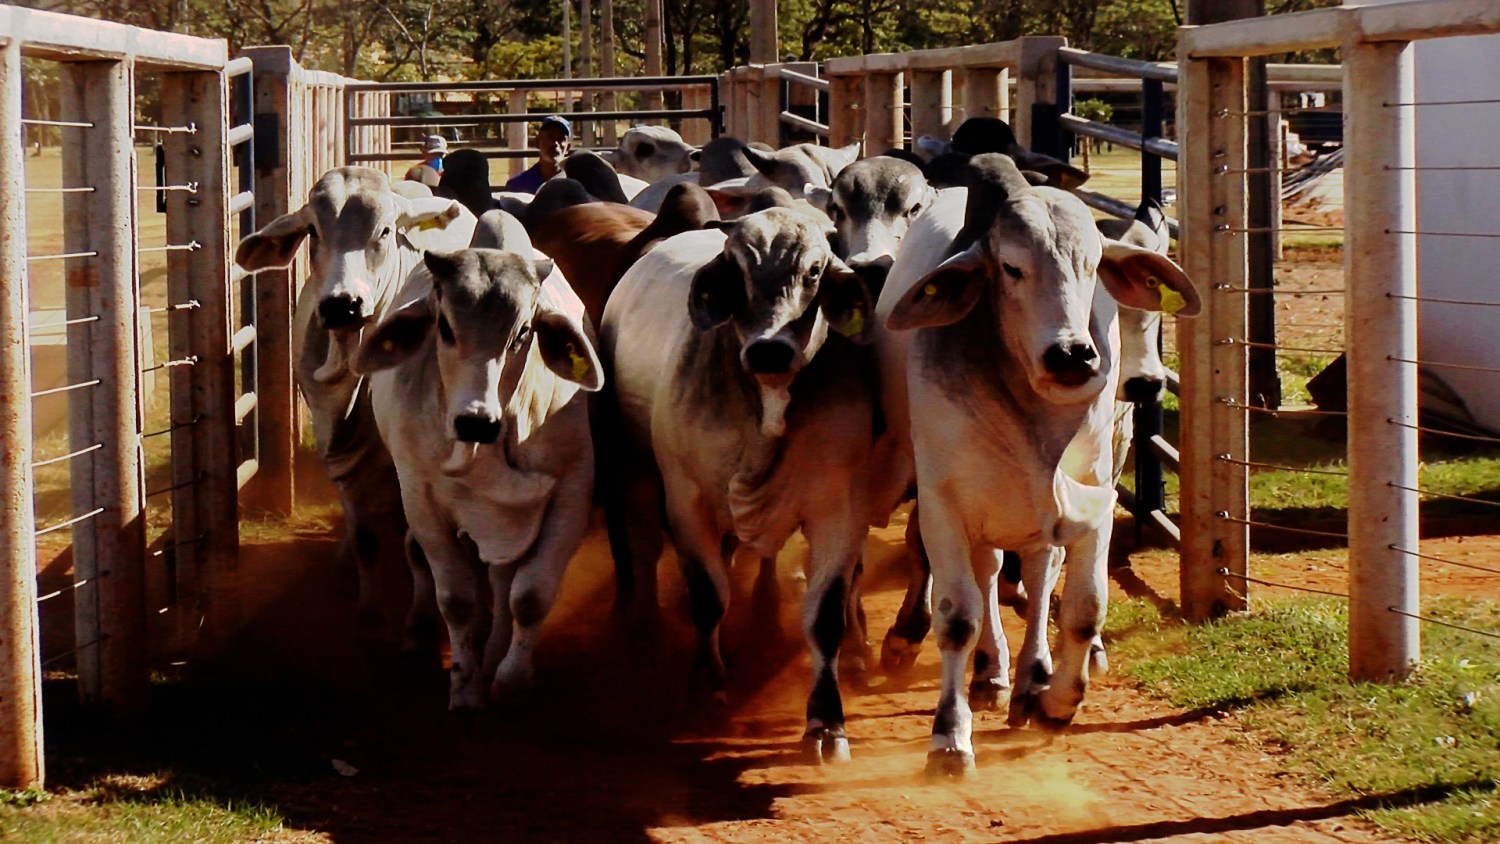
[235,167,474,642]
[629,141,862,215]
[608,125,698,183]
[600,207,877,763]
[353,212,602,710]
[873,196,1180,677]
[871,154,1199,776]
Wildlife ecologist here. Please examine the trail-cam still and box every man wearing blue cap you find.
[503,114,572,194]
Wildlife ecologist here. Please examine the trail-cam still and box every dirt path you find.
[111,505,1454,844]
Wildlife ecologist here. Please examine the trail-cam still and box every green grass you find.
[1108,596,1500,841]
[0,774,289,844]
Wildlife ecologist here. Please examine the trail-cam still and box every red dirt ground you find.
[44,506,1488,843]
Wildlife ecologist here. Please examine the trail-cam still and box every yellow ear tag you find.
[416,217,442,231]
[1159,286,1187,316]
[839,307,865,338]
[568,344,588,381]
[923,283,938,296]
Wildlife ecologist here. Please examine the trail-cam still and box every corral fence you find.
[4,0,1499,793]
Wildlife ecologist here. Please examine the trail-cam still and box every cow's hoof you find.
[968,678,1011,712]
[1032,709,1076,734]
[880,633,921,676]
[1089,644,1109,676]
[1007,692,1037,728]
[840,648,871,682]
[803,728,852,765]
[924,747,976,778]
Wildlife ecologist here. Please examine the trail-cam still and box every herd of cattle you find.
[234,117,1201,776]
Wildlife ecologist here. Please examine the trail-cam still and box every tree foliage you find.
[16,0,1338,80]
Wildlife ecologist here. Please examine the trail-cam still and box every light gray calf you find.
[356,230,602,710]
[235,167,472,643]
[601,209,877,762]
[874,155,1200,775]
[608,125,697,183]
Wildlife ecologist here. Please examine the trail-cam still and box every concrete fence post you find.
[60,58,149,716]
[1344,36,1419,682]
[862,71,902,155]
[0,32,44,790]
[909,69,952,142]
[1178,53,1250,622]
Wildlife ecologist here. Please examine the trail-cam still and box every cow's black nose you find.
[453,414,502,444]
[1043,343,1099,386]
[849,259,891,295]
[1123,376,1164,404]
[319,295,364,329]
[745,339,795,375]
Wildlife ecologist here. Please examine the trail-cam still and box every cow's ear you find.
[836,142,862,165]
[688,253,745,330]
[819,258,876,344]
[397,197,464,232]
[235,208,310,271]
[689,148,702,162]
[803,184,833,213]
[352,298,434,374]
[885,245,988,330]
[705,187,753,219]
[1008,148,1090,190]
[532,257,556,280]
[534,311,603,391]
[1098,240,1200,317]
[741,144,779,178]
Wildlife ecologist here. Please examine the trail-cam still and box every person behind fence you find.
[404,135,448,186]
[503,115,572,194]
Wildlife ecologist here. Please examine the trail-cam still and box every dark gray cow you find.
[235,167,474,642]
[601,208,877,763]
[355,217,603,709]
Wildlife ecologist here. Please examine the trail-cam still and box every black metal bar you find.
[1057,47,1179,83]
[778,73,790,148]
[1056,57,1074,162]
[709,76,723,138]
[346,108,717,129]
[153,143,166,213]
[1133,397,1167,547]
[1246,56,1281,410]
[343,75,719,94]
[1141,79,1164,204]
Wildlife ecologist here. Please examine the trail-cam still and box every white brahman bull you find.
[235,167,474,643]
[353,213,602,710]
[871,154,1199,776]
[600,208,877,763]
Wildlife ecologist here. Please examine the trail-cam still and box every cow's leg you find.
[881,503,934,675]
[490,469,592,701]
[840,557,873,679]
[997,550,1029,618]
[968,549,1012,712]
[1008,544,1064,728]
[1038,519,1111,728]
[604,453,666,627]
[481,562,518,688]
[408,511,486,711]
[919,499,983,777]
[666,495,731,703]
[401,530,442,659]
[751,556,789,642]
[800,502,864,765]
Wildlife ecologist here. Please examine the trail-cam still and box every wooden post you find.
[750,0,778,64]
[828,75,862,149]
[1345,37,1418,682]
[60,59,149,715]
[600,0,617,145]
[580,0,594,147]
[730,69,752,140]
[958,67,1005,123]
[643,0,662,111]
[240,47,296,517]
[1177,55,1249,622]
[507,89,529,178]
[909,69,952,142]
[1013,36,1065,151]
[757,65,783,146]
[862,71,902,155]
[161,70,240,657]
[0,32,44,790]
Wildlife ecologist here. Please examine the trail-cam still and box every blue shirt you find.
[504,164,546,194]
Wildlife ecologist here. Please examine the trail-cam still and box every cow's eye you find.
[1002,262,1023,280]
[806,263,823,285]
[437,314,455,345]
[907,202,923,218]
[376,227,392,243]
[511,324,532,350]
